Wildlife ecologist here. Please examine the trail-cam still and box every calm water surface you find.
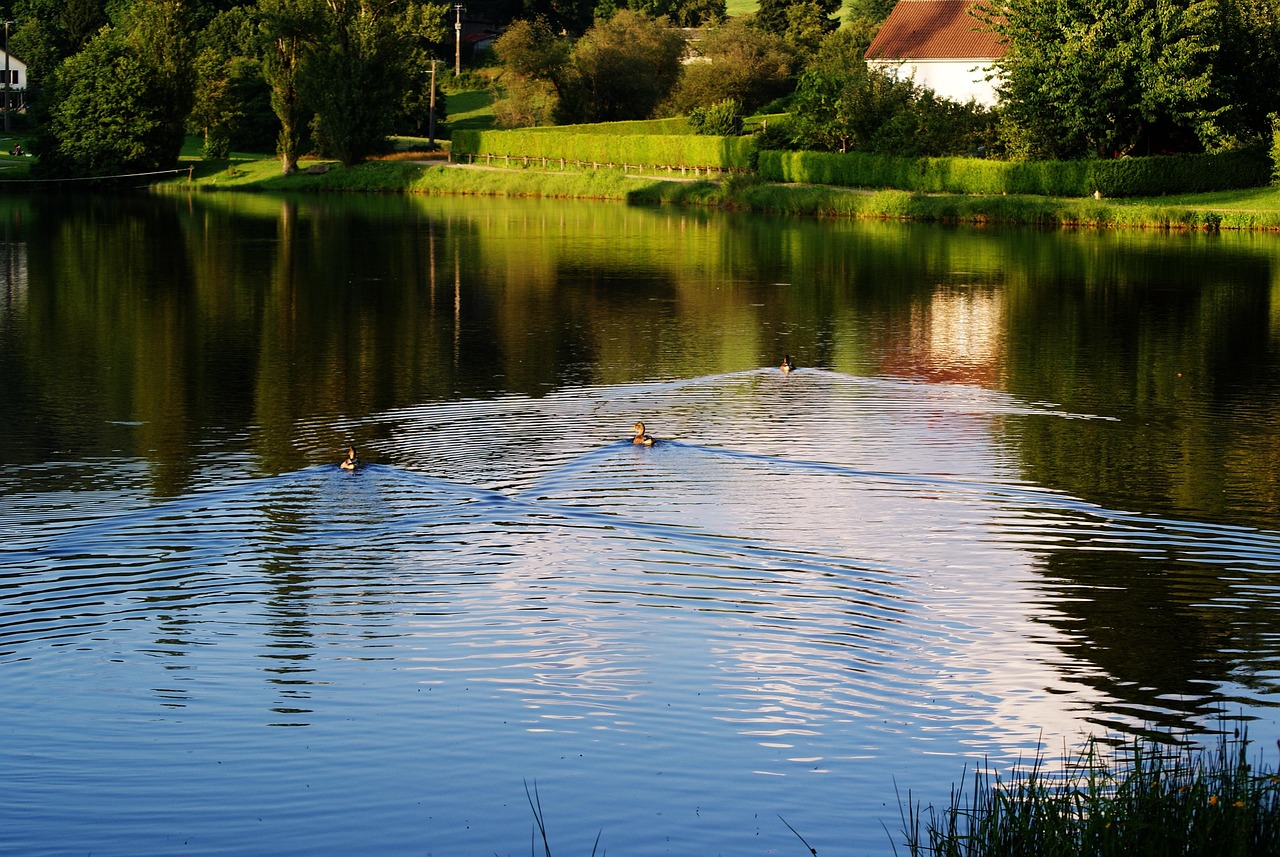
[2,192,1279,855]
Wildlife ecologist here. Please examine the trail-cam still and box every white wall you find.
[868,59,999,107]
[0,51,26,90]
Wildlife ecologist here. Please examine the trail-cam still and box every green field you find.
[443,88,496,133]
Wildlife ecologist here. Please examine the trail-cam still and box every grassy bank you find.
[900,730,1280,857]
[162,153,1280,230]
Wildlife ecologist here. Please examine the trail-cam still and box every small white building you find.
[864,0,1003,107]
[0,50,26,91]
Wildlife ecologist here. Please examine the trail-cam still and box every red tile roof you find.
[865,0,1004,61]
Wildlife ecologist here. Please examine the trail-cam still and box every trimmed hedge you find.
[520,117,693,135]
[450,129,757,170]
[758,149,1273,198]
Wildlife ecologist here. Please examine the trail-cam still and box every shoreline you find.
[149,155,1280,232]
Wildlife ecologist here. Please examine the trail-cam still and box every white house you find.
[0,50,25,91]
[864,0,1004,107]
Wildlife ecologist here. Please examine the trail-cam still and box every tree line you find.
[5,0,1280,178]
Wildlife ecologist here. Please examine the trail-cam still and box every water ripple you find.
[5,372,1279,744]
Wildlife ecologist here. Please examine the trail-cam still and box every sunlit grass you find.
[444,87,496,133]
[1119,185,1280,211]
[0,132,36,175]
[898,730,1280,857]
[165,139,1280,231]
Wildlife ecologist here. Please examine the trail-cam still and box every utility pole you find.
[428,60,437,146]
[453,4,464,77]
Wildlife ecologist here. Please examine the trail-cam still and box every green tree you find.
[1198,0,1280,150]
[504,0,596,36]
[627,0,726,27]
[494,16,572,80]
[1272,113,1280,185]
[303,0,446,166]
[302,0,400,165]
[754,0,839,36]
[191,6,273,158]
[35,0,194,177]
[788,59,916,153]
[493,73,559,127]
[662,16,792,115]
[558,10,685,123]
[802,15,877,74]
[120,0,197,157]
[36,27,175,175]
[784,1,836,58]
[790,35,996,158]
[391,2,449,137]
[845,0,895,30]
[11,0,110,86]
[258,0,318,173]
[491,17,571,126]
[979,0,1227,158]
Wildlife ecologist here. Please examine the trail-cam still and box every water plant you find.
[895,729,1280,857]
[524,779,603,857]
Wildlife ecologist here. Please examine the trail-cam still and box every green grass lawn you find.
[444,88,496,133]
[1117,185,1280,210]
[0,132,35,173]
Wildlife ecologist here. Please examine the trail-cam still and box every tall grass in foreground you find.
[898,731,1280,857]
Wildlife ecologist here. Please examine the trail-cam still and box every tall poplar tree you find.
[259,0,318,174]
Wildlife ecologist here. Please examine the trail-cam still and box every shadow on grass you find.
[445,88,496,133]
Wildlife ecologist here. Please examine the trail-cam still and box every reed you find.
[523,779,602,857]
[897,730,1280,857]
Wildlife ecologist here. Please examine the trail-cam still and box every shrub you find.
[661,18,794,116]
[1270,114,1280,186]
[689,99,744,136]
[752,115,797,152]
[557,11,685,124]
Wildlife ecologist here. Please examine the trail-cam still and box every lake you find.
[2,191,1279,855]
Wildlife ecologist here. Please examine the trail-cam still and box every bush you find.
[751,115,797,152]
[203,127,231,159]
[660,18,794,116]
[1268,114,1279,186]
[556,11,685,124]
[689,99,743,136]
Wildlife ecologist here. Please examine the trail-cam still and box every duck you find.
[340,446,359,471]
[631,421,656,446]
[781,355,796,373]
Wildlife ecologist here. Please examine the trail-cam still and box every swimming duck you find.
[632,422,656,446]
[340,446,359,471]
[781,355,796,373]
